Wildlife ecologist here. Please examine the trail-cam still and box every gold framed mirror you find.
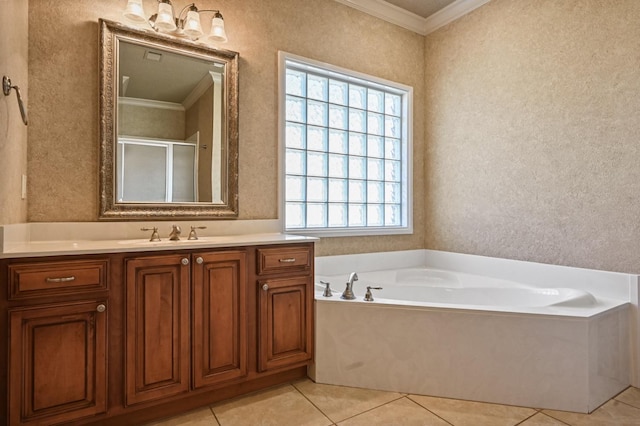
[99,19,238,220]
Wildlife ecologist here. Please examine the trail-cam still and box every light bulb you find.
[123,0,147,24]
[154,2,177,32]
[207,14,227,43]
[183,10,203,39]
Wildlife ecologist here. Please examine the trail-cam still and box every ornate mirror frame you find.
[99,19,239,220]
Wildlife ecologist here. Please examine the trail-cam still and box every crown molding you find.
[333,0,426,34]
[118,97,185,111]
[423,0,492,35]
[333,0,491,35]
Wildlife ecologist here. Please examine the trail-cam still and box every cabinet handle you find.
[279,258,296,263]
[262,284,269,291]
[181,258,189,265]
[45,276,76,283]
[196,257,204,264]
[96,304,106,313]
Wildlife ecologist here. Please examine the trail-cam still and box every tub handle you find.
[364,286,383,302]
[320,280,332,297]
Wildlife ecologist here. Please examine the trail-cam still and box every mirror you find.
[99,19,238,219]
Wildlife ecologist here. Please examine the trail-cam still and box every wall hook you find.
[2,76,28,126]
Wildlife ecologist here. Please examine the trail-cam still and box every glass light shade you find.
[207,15,227,43]
[183,10,203,38]
[123,0,147,24]
[154,2,177,32]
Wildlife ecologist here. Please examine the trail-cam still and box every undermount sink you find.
[116,237,230,246]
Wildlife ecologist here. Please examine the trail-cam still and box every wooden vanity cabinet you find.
[1,242,314,426]
[255,246,314,372]
[8,301,108,426]
[1,256,110,426]
[124,254,191,405]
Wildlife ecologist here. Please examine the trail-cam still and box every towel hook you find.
[2,76,28,126]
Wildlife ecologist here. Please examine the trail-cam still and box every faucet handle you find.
[364,286,383,302]
[188,226,207,240]
[319,280,332,297]
[140,227,160,242]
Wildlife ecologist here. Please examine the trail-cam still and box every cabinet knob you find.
[262,284,269,291]
[181,258,189,265]
[196,257,204,264]
[96,304,106,313]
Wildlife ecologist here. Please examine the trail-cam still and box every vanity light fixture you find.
[122,0,228,44]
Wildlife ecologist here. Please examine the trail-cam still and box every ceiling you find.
[333,0,491,35]
[384,0,458,19]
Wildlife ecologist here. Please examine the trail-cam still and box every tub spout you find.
[341,272,358,300]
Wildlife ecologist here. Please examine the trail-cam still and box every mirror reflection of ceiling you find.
[118,41,224,104]
[384,0,458,18]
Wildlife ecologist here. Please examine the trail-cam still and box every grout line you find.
[208,406,222,426]
[613,399,640,411]
[290,380,336,425]
[404,396,455,426]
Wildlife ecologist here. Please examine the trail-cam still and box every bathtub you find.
[310,250,635,413]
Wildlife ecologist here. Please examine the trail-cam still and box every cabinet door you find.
[192,251,247,389]
[258,276,313,372]
[8,301,108,426]
[125,255,190,405]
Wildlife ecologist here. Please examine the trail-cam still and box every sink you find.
[116,236,233,246]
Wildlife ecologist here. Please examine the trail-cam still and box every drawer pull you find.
[279,258,296,263]
[96,304,107,313]
[262,284,269,291]
[45,276,76,283]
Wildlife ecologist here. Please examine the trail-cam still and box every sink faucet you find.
[169,225,181,241]
[341,272,358,300]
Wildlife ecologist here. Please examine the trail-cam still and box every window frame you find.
[278,51,413,237]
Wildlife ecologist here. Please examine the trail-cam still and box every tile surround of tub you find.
[312,300,630,413]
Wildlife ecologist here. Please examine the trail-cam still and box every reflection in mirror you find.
[99,19,238,219]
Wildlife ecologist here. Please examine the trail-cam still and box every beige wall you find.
[424,0,640,273]
[0,0,28,224]
[27,0,426,255]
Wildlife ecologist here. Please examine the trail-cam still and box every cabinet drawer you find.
[257,246,311,275]
[9,259,108,300]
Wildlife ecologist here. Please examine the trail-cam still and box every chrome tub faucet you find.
[341,272,358,300]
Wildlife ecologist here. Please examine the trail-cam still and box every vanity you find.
[0,16,317,426]
[0,231,315,425]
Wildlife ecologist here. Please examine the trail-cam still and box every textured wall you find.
[0,0,28,224]
[424,0,640,273]
[27,0,425,255]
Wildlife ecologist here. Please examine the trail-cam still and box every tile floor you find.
[146,380,640,426]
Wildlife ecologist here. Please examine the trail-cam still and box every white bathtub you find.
[317,268,601,309]
[311,250,635,413]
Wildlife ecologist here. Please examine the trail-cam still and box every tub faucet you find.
[341,272,358,300]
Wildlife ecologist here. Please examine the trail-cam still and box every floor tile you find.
[145,407,219,426]
[544,400,640,426]
[211,384,331,426]
[337,397,451,426]
[409,394,537,426]
[517,412,568,425]
[615,387,640,410]
[293,379,403,423]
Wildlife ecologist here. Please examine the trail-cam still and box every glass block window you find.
[281,53,412,236]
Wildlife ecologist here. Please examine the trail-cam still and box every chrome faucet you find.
[341,272,358,300]
[169,225,182,241]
